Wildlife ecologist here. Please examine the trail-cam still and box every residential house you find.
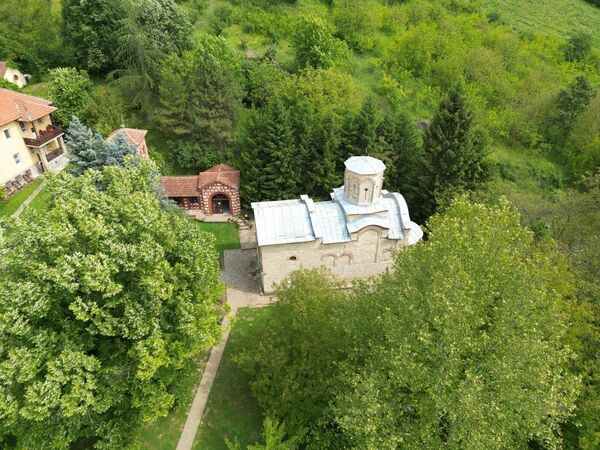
[108,126,149,159]
[0,62,28,88]
[0,88,68,195]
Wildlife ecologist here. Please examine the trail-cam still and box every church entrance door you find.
[211,194,230,214]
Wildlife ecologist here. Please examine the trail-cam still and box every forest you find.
[0,0,598,448]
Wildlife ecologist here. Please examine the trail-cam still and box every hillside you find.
[485,0,600,46]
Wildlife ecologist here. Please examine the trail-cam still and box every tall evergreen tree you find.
[154,45,242,157]
[342,97,382,160]
[66,117,136,174]
[239,98,298,205]
[373,111,422,209]
[420,85,489,219]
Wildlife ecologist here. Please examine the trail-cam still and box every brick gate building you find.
[160,164,241,216]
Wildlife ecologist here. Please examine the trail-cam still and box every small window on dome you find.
[289,256,297,261]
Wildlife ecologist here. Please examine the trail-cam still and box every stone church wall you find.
[258,226,403,293]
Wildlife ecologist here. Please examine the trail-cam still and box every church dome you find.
[343,156,386,205]
[344,156,386,175]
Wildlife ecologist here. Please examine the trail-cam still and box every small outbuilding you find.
[0,61,28,88]
[160,163,241,216]
[107,126,149,159]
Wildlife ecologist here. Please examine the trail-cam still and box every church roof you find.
[252,189,422,247]
[344,156,386,175]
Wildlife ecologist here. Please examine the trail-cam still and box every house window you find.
[37,118,43,124]
[29,147,36,156]
[20,122,26,132]
[3,128,11,139]
[13,153,21,164]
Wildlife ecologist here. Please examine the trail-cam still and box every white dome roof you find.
[344,156,386,175]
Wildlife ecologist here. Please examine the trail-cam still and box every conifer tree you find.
[342,97,382,160]
[66,117,136,174]
[374,112,422,210]
[420,85,489,218]
[239,98,298,205]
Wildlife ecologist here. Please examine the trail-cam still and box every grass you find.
[196,222,241,255]
[194,307,270,450]
[0,178,44,217]
[26,185,51,212]
[484,0,600,46]
[138,352,211,450]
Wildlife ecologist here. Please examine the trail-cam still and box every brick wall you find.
[200,182,241,215]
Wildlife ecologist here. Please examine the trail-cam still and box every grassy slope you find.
[0,178,44,217]
[194,307,269,450]
[484,0,600,46]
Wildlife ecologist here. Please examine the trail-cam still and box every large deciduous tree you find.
[48,67,94,126]
[292,15,348,70]
[238,198,579,448]
[420,85,489,219]
[0,160,223,448]
[62,0,124,73]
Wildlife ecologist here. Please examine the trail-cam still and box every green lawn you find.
[0,178,44,217]
[194,307,269,450]
[137,352,211,450]
[196,222,241,255]
[484,0,600,46]
[26,186,51,212]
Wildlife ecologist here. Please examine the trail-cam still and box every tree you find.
[420,85,489,219]
[238,97,299,204]
[292,15,348,70]
[0,160,223,448]
[553,76,596,146]
[65,117,137,173]
[373,111,423,209]
[341,97,382,158]
[226,418,304,450]
[0,0,62,74]
[563,32,592,62]
[62,0,124,73]
[154,38,243,155]
[168,140,221,172]
[48,68,94,126]
[109,0,192,111]
[237,199,580,448]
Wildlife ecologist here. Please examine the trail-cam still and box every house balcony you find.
[23,125,65,148]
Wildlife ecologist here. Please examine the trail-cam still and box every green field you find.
[484,0,600,46]
[195,222,241,255]
[0,178,44,217]
[194,307,268,450]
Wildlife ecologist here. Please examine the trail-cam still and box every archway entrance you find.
[211,194,230,214]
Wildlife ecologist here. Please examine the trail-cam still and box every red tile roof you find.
[160,164,241,197]
[198,163,240,189]
[107,127,148,147]
[0,88,57,127]
[160,176,200,197]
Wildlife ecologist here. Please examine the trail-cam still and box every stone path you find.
[176,225,271,450]
[13,181,46,218]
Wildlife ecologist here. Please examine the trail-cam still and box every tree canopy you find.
[237,198,579,448]
[0,161,223,448]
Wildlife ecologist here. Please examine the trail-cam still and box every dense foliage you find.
[0,161,223,448]
[237,199,580,449]
[48,67,94,126]
[65,117,137,174]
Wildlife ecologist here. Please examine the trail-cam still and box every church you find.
[252,156,423,293]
